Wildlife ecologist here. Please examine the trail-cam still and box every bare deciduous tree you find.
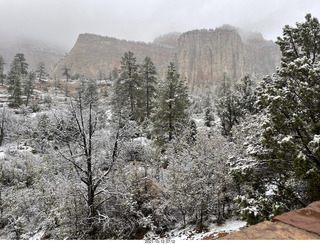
[54,85,120,236]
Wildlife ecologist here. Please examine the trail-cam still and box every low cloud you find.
[0,0,319,50]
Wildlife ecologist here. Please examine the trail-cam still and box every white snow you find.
[312,134,320,144]
[144,219,246,241]
[280,135,293,144]
[0,151,5,160]
[30,230,45,240]
[133,136,151,146]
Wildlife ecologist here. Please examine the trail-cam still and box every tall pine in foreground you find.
[260,13,320,203]
[236,14,320,225]
[152,62,190,147]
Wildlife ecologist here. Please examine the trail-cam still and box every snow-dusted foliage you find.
[233,13,320,224]
[1,14,320,239]
[165,129,237,229]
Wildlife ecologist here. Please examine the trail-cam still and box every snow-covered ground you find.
[144,219,246,240]
[0,151,5,160]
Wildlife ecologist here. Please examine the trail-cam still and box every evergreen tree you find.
[215,74,240,136]
[7,53,28,105]
[262,14,320,202]
[235,74,257,115]
[62,65,71,82]
[112,51,140,121]
[237,14,320,224]
[23,71,36,107]
[84,80,99,107]
[139,56,157,120]
[0,55,5,86]
[12,77,22,105]
[204,107,214,127]
[152,62,190,146]
[36,61,47,83]
[15,53,28,76]
[111,68,118,80]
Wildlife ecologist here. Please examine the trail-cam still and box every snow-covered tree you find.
[260,13,320,202]
[36,62,47,83]
[23,71,36,107]
[214,74,240,136]
[54,84,120,237]
[0,106,12,146]
[152,62,190,147]
[112,51,141,121]
[7,53,29,105]
[139,56,157,120]
[235,14,320,224]
[166,130,235,228]
[0,55,5,86]
[62,65,71,82]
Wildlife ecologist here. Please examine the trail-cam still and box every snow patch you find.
[280,135,292,144]
[144,219,246,240]
[0,151,5,160]
[312,134,320,144]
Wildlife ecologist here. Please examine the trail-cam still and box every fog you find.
[1,0,320,50]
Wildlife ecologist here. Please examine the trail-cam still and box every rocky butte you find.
[51,34,175,80]
[51,25,281,92]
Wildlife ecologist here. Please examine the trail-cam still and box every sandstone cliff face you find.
[51,34,174,79]
[51,27,281,93]
[175,27,281,92]
[175,28,246,92]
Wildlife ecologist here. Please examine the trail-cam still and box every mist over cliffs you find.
[51,25,281,92]
[0,34,65,73]
[176,26,281,92]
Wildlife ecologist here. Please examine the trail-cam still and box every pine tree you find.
[24,71,35,107]
[204,107,214,127]
[7,53,28,105]
[235,74,257,115]
[83,80,99,107]
[139,56,157,121]
[152,62,190,146]
[12,78,22,105]
[112,51,140,121]
[62,65,71,82]
[36,62,47,83]
[15,53,28,76]
[239,14,320,222]
[0,55,5,86]
[215,74,240,136]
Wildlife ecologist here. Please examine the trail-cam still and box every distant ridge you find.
[0,34,66,73]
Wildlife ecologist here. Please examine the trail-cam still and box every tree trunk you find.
[168,101,173,141]
[0,127,4,147]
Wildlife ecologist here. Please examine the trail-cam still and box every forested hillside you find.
[0,14,319,240]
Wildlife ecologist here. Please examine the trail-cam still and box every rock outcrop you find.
[175,28,245,92]
[51,34,175,79]
[219,201,320,240]
[175,27,281,92]
[51,26,281,93]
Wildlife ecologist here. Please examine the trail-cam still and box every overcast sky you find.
[1,0,320,50]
